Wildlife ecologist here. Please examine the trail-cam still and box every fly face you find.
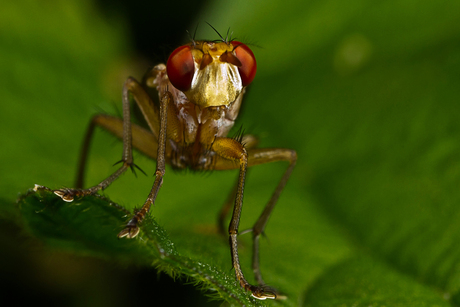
[166,41,257,108]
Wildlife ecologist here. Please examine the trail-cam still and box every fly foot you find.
[53,188,80,202]
[248,284,278,300]
[117,218,140,239]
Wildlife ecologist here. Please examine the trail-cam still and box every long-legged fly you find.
[52,28,297,300]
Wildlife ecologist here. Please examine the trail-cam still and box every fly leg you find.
[117,89,172,239]
[211,137,284,300]
[217,134,258,236]
[212,146,297,299]
[54,76,162,200]
[74,114,158,189]
[217,181,238,236]
[247,148,297,286]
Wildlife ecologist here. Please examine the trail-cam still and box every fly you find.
[52,28,297,300]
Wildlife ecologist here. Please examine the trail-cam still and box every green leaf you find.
[2,0,460,306]
[304,256,449,307]
[17,188,257,305]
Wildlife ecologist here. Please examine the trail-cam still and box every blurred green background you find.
[1,0,460,306]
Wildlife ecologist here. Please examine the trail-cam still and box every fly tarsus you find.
[117,217,141,239]
[53,188,82,202]
[247,284,277,300]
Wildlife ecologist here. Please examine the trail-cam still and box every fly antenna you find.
[187,23,199,46]
[192,23,199,41]
[225,27,233,42]
[205,22,226,43]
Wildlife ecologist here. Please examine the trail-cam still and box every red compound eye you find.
[231,41,257,86]
[166,45,195,91]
